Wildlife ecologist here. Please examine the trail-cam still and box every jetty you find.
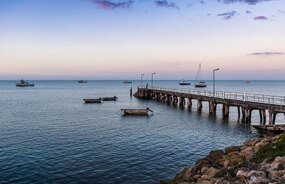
[134,86,285,131]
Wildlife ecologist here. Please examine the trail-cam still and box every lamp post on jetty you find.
[141,73,145,86]
[151,73,156,87]
[213,68,220,97]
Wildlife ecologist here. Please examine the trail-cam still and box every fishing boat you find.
[16,79,35,87]
[123,80,132,84]
[179,79,191,85]
[243,79,250,84]
[83,98,102,103]
[78,80,87,83]
[102,96,118,101]
[195,64,207,88]
[121,108,153,115]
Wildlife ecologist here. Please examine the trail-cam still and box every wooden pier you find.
[134,86,285,132]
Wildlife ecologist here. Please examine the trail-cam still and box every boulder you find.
[225,146,242,154]
[247,170,267,184]
[209,150,224,160]
[206,167,221,178]
[244,140,257,147]
[236,170,248,180]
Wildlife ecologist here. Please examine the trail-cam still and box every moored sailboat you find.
[195,64,207,88]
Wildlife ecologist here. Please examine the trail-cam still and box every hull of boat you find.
[78,80,87,83]
[83,99,102,103]
[179,83,191,85]
[102,97,118,101]
[121,109,149,115]
[16,83,35,87]
[123,81,132,84]
[195,84,207,88]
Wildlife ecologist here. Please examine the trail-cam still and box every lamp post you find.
[213,68,220,96]
[151,72,156,87]
[141,73,145,86]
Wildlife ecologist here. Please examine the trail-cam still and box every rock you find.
[201,174,211,180]
[240,147,254,160]
[209,150,224,160]
[225,146,242,154]
[247,170,267,184]
[244,140,257,147]
[206,167,221,178]
[236,170,248,180]
[201,167,209,174]
[196,158,211,166]
[270,156,285,170]
[223,159,230,168]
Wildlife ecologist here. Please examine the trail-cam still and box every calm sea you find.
[1,80,284,184]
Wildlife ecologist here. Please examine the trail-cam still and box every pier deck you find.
[134,86,285,132]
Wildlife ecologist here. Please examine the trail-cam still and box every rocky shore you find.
[157,133,285,184]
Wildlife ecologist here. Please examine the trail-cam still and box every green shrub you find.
[252,134,285,163]
[214,171,226,178]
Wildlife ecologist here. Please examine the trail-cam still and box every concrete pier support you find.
[241,106,246,122]
[179,97,184,107]
[262,110,266,125]
[273,112,277,125]
[209,101,216,115]
[197,100,202,112]
[259,110,263,124]
[188,98,192,110]
[269,109,273,125]
[237,106,241,121]
[223,104,229,119]
[245,108,249,123]
[165,94,169,103]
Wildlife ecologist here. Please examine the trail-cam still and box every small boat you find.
[121,107,153,115]
[83,98,102,103]
[179,79,191,85]
[195,64,207,88]
[123,80,132,84]
[16,79,35,87]
[102,96,118,101]
[78,80,87,83]
[243,79,250,84]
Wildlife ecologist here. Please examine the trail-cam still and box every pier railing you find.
[138,85,285,106]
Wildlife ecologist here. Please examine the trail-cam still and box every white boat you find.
[243,79,250,84]
[195,64,207,88]
[179,79,191,85]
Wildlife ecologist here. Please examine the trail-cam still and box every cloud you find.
[92,0,133,10]
[154,0,179,9]
[254,16,268,20]
[218,0,272,5]
[217,11,237,19]
[249,52,285,56]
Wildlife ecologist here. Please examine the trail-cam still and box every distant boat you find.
[123,80,132,84]
[243,80,250,84]
[78,80,87,83]
[83,98,102,103]
[195,64,207,88]
[102,96,118,101]
[16,79,35,87]
[121,108,153,115]
[179,79,191,85]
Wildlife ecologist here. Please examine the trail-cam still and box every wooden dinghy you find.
[83,98,102,103]
[102,96,118,101]
[121,108,153,115]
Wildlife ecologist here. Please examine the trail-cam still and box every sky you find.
[0,0,284,80]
